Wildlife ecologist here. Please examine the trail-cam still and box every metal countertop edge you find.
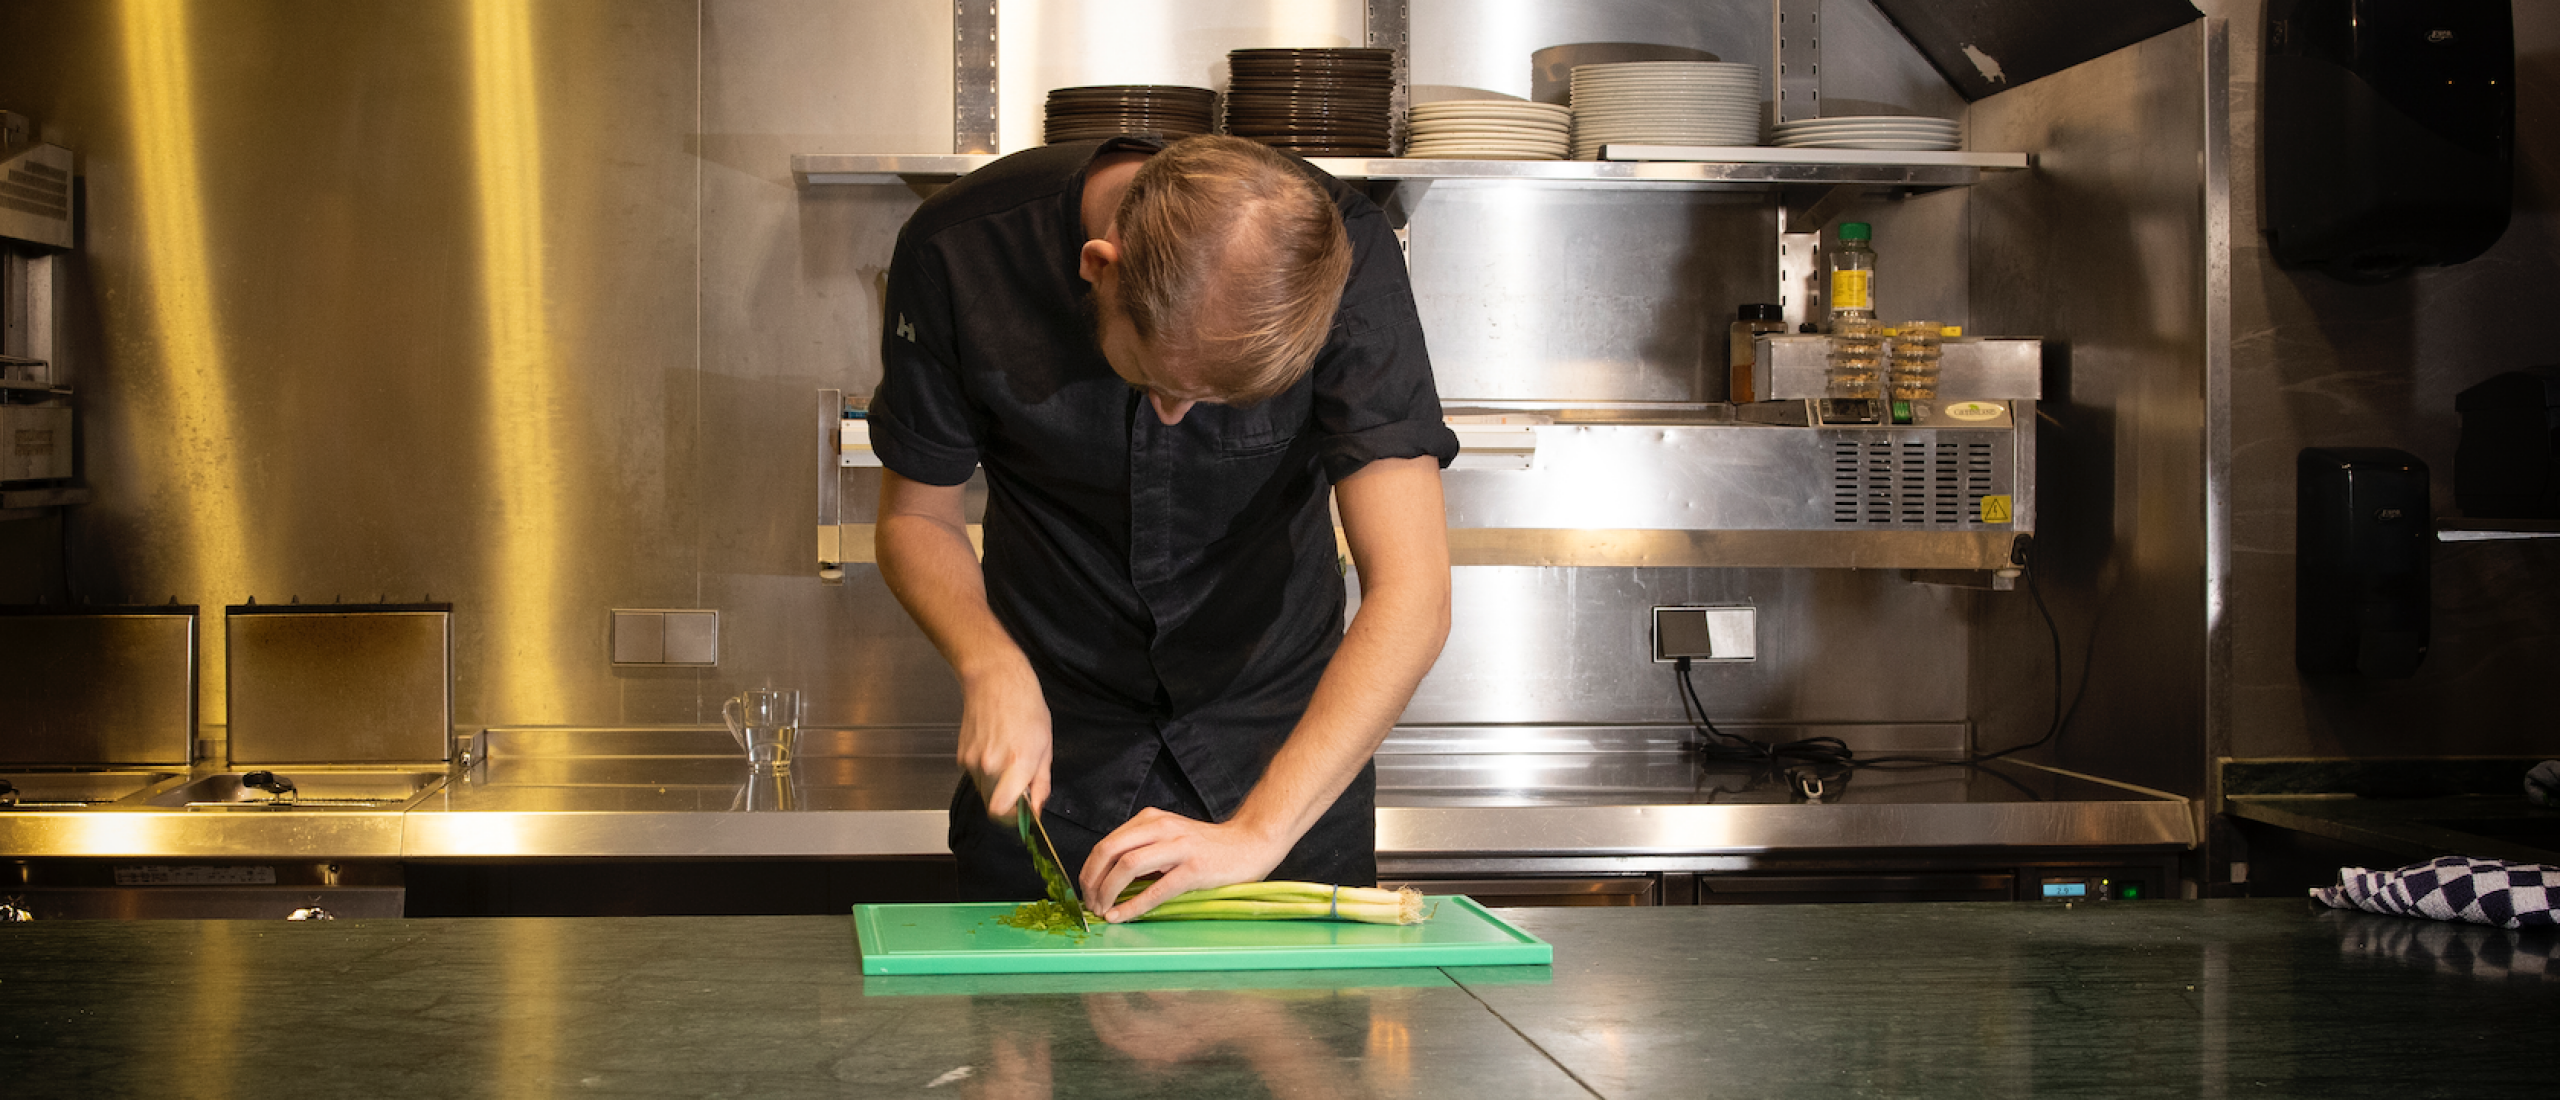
[4,799,2193,860]
[2223,796,2560,866]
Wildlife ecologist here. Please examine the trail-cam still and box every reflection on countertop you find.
[6,901,2552,1097]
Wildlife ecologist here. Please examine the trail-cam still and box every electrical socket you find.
[1651,606,1756,662]
[611,609,721,666]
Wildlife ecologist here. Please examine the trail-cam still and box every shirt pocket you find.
[1212,386,1313,459]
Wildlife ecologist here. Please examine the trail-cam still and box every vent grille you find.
[1830,436,2002,526]
[0,144,75,248]
[0,160,70,220]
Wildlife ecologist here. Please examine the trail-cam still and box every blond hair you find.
[1112,136,1353,405]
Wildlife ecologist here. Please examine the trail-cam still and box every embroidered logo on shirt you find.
[896,313,916,342]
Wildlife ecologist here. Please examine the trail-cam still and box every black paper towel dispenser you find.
[2297,448,2430,677]
[2454,367,2560,520]
[2262,0,2513,282]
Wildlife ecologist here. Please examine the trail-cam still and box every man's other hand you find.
[1079,809,1291,922]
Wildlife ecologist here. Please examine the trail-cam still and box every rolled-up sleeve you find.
[1310,209,1460,484]
[869,235,985,486]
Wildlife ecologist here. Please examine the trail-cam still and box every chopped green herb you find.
[999,899,1097,937]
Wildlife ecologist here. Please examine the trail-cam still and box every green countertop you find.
[6,900,2554,1098]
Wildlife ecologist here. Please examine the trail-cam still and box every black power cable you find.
[1672,536,2093,785]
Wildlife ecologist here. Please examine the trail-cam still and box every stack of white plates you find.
[1568,61,1762,160]
[1405,100,1571,160]
[1769,115,1961,151]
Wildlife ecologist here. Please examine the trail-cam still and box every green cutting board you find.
[853,895,1551,975]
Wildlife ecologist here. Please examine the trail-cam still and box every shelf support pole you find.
[1775,0,1823,124]
[953,0,998,155]
[1773,0,1828,328]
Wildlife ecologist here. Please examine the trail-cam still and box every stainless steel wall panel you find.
[994,1,1369,154]
[1405,1,1775,404]
[457,1,705,727]
[1409,186,1772,402]
[1811,0,1968,121]
[225,608,452,766]
[0,609,197,767]
[0,5,2140,776]
[0,2,713,728]
[1402,2,1966,403]
[701,0,959,726]
[1410,0,1771,101]
[1439,424,2020,532]
[2211,0,2560,761]
[1391,566,1970,727]
[1844,183,1969,329]
[1965,23,2219,799]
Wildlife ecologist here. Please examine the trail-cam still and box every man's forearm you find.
[1228,457,1452,853]
[877,470,1055,819]
[874,486,1025,684]
[1227,568,1449,848]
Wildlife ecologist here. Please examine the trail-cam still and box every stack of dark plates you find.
[1042,85,1218,144]
[1224,47,1396,157]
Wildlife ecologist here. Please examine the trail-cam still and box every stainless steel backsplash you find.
[0,2,2230,776]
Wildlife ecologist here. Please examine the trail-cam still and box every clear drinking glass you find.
[722,688,802,773]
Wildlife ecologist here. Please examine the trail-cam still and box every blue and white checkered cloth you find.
[2312,856,2558,930]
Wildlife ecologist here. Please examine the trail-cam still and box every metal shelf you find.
[2437,519,2560,543]
[0,485,88,523]
[797,145,2042,574]
[822,412,2036,573]
[0,354,54,396]
[792,148,2030,191]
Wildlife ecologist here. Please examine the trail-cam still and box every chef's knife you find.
[1016,794,1088,931]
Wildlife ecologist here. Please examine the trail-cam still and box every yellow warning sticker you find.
[1979,495,2013,524]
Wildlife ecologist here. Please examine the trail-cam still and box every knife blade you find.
[1016,794,1088,931]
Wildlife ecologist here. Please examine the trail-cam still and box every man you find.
[870,134,1455,922]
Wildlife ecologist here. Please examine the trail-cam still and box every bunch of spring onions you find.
[1122,880,1426,925]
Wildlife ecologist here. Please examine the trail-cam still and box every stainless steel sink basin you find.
[0,771,181,809]
[145,769,447,811]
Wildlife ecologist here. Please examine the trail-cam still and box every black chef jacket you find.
[869,137,1457,893]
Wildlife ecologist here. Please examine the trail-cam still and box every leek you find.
[1120,880,1427,925]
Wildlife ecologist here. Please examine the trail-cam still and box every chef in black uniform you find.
[869,134,1455,922]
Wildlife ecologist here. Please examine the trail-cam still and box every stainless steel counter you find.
[0,726,2193,861]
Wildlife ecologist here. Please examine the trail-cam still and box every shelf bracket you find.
[1781,182,1862,235]
[1366,178,1431,231]
[1774,182,1860,328]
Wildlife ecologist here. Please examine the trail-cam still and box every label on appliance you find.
[1979,495,2015,524]
[14,429,51,456]
[113,865,278,886]
[1943,400,2006,421]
